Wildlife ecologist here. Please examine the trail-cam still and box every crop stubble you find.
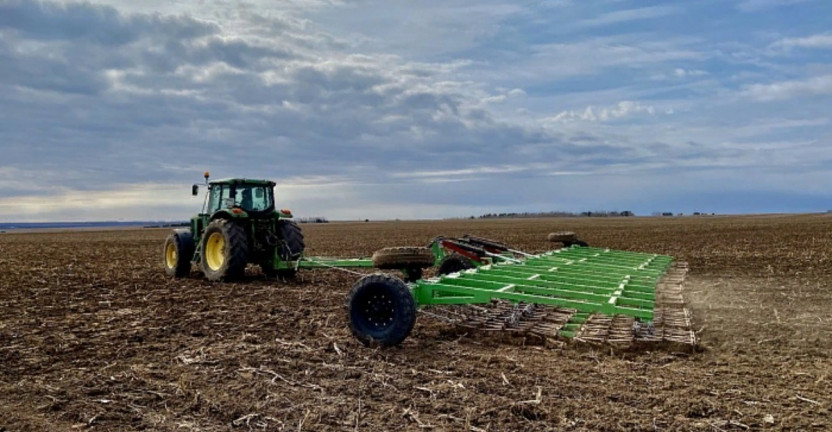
[1,214,831,431]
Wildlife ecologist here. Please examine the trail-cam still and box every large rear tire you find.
[260,219,304,279]
[201,219,249,281]
[372,247,435,270]
[163,230,195,278]
[277,219,305,261]
[260,262,297,279]
[347,273,416,347]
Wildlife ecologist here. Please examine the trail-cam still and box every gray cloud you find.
[0,0,831,221]
[0,0,218,44]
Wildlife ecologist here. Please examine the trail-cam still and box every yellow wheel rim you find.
[165,242,177,269]
[205,232,226,271]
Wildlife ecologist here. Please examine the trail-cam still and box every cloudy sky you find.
[1,0,831,221]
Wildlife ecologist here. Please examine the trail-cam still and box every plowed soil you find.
[1,214,831,431]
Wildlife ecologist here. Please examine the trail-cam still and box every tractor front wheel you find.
[163,230,195,277]
[201,219,249,281]
[347,273,416,347]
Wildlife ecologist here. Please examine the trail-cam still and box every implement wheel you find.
[402,267,423,283]
[372,246,434,270]
[163,229,195,277]
[547,231,578,243]
[437,253,475,275]
[347,274,416,347]
[201,219,249,281]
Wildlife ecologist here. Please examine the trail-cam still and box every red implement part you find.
[438,239,487,263]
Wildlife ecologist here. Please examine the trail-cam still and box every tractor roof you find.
[209,178,276,187]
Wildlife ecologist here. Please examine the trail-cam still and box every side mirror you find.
[192,185,199,196]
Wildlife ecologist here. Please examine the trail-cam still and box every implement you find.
[413,246,675,338]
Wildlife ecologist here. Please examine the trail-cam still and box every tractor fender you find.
[210,208,249,220]
[172,228,192,239]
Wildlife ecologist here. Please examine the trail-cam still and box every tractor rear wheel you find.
[437,253,475,276]
[201,219,249,281]
[277,219,305,261]
[347,273,416,347]
[372,246,434,270]
[260,262,297,279]
[163,230,195,277]
[260,219,304,279]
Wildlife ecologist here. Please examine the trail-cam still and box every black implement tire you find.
[163,229,195,277]
[547,231,578,243]
[347,273,416,347]
[372,246,435,270]
[402,267,423,283]
[565,240,589,247]
[277,219,305,261]
[201,219,249,281]
[437,253,475,276]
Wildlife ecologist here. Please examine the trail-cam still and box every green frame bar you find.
[276,257,375,269]
[412,247,674,322]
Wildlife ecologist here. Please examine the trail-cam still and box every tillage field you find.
[1,214,830,431]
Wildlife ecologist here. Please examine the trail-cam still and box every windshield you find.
[206,184,274,213]
[234,185,273,212]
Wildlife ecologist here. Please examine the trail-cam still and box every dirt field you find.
[1,214,831,431]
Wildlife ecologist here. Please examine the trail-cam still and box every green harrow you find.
[346,237,695,349]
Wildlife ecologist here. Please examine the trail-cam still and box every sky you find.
[0,0,831,222]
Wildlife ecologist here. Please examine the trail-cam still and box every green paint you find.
[412,246,674,328]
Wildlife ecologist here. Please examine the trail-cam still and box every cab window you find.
[207,185,223,213]
[235,185,272,212]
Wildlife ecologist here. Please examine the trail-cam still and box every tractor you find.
[163,172,305,281]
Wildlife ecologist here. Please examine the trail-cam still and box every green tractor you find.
[163,173,305,281]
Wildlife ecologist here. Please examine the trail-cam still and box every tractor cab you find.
[203,178,276,216]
